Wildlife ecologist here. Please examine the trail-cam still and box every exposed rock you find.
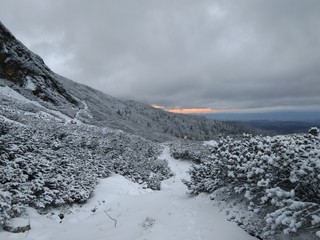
[3,217,31,233]
[0,21,78,106]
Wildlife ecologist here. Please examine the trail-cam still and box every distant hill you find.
[201,111,320,122]
[243,120,320,134]
[200,111,320,134]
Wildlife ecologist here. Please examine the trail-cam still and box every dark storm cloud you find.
[1,0,320,111]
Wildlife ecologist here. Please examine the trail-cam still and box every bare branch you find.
[104,210,117,228]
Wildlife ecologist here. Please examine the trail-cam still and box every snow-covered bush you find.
[183,133,320,238]
[169,141,213,163]
[0,123,9,136]
[0,120,172,222]
[0,190,14,223]
[309,127,319,137]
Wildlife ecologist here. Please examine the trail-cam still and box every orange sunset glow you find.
[168,108,217,114]
[152,105,226,114]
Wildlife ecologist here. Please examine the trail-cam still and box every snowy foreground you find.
[0,148,255,240]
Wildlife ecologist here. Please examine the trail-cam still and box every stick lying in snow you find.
[25,217,30,239]
[104,210,117,228]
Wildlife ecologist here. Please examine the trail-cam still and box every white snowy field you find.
[0,148,255,240]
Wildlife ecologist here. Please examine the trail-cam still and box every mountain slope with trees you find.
[0,21,263,142]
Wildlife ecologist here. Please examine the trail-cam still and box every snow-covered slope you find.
[0,148,255,240]
[0,21,78,107]
[0,21,263,141]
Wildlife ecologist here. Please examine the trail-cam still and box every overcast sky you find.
[1,0,320,112]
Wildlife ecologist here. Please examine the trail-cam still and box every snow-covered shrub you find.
[169,141,213,163]
[0,122,9,136]
[0,190,13,223]
[183,133,320,238]
[0,120,172,221]
[309,127,319,136]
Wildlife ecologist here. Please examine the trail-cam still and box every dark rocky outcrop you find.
[0,21,78,106]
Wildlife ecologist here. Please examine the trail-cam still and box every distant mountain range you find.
[201,112,320,134]
[201,111,320,122]
[0,21,263,141]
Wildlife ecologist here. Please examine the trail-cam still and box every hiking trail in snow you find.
[0,147,255,240]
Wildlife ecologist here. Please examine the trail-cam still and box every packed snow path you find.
[0,148,255,240]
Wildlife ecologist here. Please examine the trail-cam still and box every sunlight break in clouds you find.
[152,105,223,114]
[168,108,218,114]
[1,1,320,112]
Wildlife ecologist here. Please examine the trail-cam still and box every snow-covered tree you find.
[181,133,320,238]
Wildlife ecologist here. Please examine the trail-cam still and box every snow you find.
[203,140,218,147]
[74,100,93,121]
[0,148,255,240]
[48,109,82,124]
[3,44,8,54]
[0,86,40,106]
[34,111,62,121]
[0,115,25,126]
[75,100,93,119]
[24,76,37,91]
[4,217,30,229]
[0,85,82,124]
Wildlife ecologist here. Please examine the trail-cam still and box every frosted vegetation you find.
[174,129,320,238]
[1,84,319,239]
[0,119,172,223]
[1,20,319,239]
[1,91,320,238]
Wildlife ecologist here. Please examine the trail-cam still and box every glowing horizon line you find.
[151,105,230,114]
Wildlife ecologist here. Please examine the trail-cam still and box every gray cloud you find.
[1,0,320,111]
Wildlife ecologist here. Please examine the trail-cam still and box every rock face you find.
[0,21,78,106]
[3,218,31,233]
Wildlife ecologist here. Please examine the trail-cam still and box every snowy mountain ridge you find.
[0,22,78,107]
[0,21,262,142]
